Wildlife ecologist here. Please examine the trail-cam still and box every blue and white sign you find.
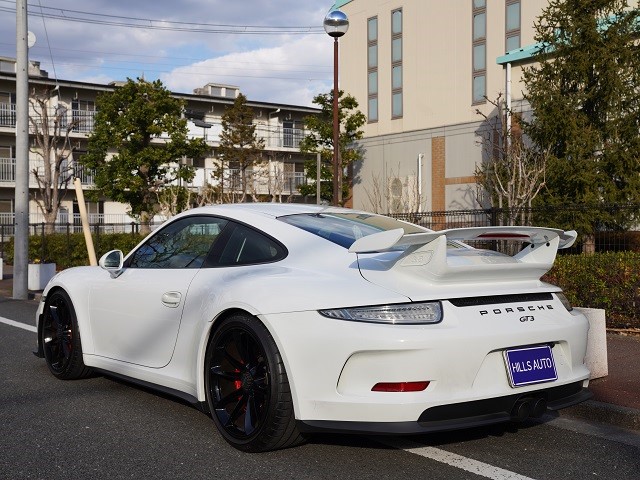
[504,345,558,387]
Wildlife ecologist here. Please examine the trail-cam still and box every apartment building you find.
[0,57,319,228]
[333,0,547,213]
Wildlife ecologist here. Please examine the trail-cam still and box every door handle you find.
[161,291,182,308]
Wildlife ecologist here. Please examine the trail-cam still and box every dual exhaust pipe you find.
[510,397,548,422]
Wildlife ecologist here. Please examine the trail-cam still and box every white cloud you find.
[0,1,334,106]
[161,34,332,106]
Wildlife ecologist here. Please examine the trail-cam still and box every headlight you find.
[319,301,442,325]
[556,292,573,312]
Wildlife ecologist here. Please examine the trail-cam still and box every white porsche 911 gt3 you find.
[35,203,591,452]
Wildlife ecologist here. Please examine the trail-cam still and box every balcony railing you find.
[0,102,16,127]
[0,157,15,182]
[198,167,306,195]
[2,103,307,151]
[1,105,96,133]
[283,171,306,191]
[0,157,94,186]
[72,164,95,185]
[283,127,305,148]
[71,110,95,133]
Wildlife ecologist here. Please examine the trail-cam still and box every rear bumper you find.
[297,383,592,435]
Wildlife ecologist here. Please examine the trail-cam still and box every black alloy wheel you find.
[205,314,304,452]
[41,290,92,380]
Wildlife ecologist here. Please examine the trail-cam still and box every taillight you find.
[320,301,442,325]
[371,381,430,392]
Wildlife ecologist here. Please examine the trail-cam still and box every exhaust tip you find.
[511,398,533,422]
[531,398,548,418]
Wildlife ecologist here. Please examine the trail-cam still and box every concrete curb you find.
[561,400,640,432]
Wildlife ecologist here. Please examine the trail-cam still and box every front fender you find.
[37,266,108,356]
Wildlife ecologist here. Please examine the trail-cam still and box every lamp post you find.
[324,10,349,206]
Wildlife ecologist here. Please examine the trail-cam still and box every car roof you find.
[182,203,355,218]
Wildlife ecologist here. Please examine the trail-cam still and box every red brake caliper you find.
[234,369,242,392]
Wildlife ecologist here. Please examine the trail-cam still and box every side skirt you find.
[92,368,210,413]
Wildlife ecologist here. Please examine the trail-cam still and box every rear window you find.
[278,212,426,249]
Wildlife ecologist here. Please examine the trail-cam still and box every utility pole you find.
[13,0,29,299]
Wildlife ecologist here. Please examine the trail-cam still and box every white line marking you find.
[0,316,37,333]
[535,414,640,448]
[381,438,536,480]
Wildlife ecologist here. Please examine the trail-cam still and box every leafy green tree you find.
[82,78,208,233]
[299,90,366,205]
[523,0,640,234]
[217,93,265,203]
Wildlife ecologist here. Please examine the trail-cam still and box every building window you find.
[283,120,304,148]
[505,0,521,52]
[472,0,487,104]
[72,99,96,133]
[391,8,403,118]
[0,60,15,73]
[367,16,378,122]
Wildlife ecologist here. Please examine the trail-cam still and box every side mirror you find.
[99,250,124,278]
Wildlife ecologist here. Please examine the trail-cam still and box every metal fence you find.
[2,204,640,262]
[390,204,640,254]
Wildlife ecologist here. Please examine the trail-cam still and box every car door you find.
[88,216,228,368]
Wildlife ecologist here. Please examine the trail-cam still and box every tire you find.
[41,289,92,380]
[204,313,306,452]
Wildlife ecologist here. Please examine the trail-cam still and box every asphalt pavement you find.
[1,263,639,432]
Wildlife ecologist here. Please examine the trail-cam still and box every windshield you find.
[278,212,427,249]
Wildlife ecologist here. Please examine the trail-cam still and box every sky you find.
[0,0,336,106]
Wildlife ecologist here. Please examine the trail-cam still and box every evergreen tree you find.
[299,90,366,205]
[217,93,265,203]
[523,0,640,233]
[82,78,208,233]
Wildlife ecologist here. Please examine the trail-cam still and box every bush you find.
[543,252,640,329]
[3,232,144,269]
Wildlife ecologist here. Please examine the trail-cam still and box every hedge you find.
[3,232,145,269]
[543,252,640,329]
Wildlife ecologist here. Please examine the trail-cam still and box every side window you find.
[128,216,228,269]
[216,224,286,266]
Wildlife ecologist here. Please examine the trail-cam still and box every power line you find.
[0,2,332,91]
[36,0,58,83]
[0,41,331,72]
[0,1,325,35]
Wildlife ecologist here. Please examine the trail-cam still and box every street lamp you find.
[324,10,349,206]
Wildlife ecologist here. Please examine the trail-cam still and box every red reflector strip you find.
[371,381,430,392]
[477,233,530,239]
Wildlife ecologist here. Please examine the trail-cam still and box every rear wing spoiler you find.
[350,226,577,284]
[349,226,577,254]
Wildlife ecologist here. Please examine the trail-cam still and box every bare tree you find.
[155,184,191,219]
[475,95,549,226]
[195,183,220,207]
[29,87,79,234]
[363,171,385,214]
[264,155,288,203]
[218,93,265,203]
[362,164,420,215]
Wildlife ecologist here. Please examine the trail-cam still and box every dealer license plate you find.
[503,345,557,387]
